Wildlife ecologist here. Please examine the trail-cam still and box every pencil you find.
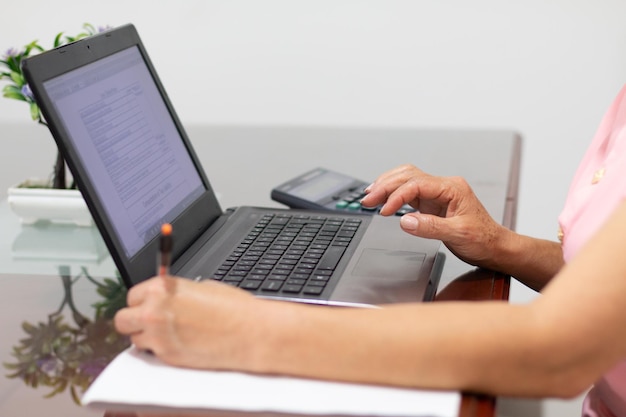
[159,223,173,276]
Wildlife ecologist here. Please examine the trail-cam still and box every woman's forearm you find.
[253,299,588,398]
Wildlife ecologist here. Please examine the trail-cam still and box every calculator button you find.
[335,200,349,209]
[395,205,416,215]
[347,202,362,211]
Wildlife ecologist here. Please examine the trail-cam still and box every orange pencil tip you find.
[161,223,172,235]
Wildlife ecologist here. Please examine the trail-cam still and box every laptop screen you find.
[42,46,205,258]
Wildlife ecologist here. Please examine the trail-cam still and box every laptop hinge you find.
[172,208,237,272]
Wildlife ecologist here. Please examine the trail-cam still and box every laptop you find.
[22,24,444,307]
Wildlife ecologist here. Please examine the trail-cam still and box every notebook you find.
[22,24,444,307]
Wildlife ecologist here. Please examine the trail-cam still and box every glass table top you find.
[0,200,128,416]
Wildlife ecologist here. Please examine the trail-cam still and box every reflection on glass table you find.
[0,200,116,278]
[3,259,129,404]
[12,223,108,263]
[1,196,129,408]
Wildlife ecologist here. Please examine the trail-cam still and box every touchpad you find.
[352,249,425,280]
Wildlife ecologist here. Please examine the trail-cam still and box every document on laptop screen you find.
[82,346,461,417]
[43,46,205,257]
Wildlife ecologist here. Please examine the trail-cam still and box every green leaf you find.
[2,84,21,94]
[2,91,26,101]
[6,56,20,73]
[53,32,64,48]
[83,22,96,35]
[23,41,44,56]
[71,385,81,405]
[24,42,36,56]
[30,102,40,120]
[10,71,25,86]
[21,321,36,334]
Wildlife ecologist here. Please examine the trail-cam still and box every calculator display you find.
[288,171,354,201]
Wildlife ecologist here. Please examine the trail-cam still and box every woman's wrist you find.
[482,229,563,290]
[477,225,522,273]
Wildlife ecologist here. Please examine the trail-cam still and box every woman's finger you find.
[114,306,145,335]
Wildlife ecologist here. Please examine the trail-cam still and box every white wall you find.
[2,2,625,415]
[2,1,624,240]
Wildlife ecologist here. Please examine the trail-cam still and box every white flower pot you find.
[7,179,93,227]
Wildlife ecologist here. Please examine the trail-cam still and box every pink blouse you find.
[557,84,626,417]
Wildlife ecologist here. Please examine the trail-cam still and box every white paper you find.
[82,347,460,417]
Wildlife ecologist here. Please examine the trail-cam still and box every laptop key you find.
[240,280,262,290]
[282,284,304,293]
[310,274,330,282]
[261,280,283,292]
[317,246,346,270]
[303,286,324,295]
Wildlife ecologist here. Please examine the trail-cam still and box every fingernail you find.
[363,183,374,193]
[400,215,418,231]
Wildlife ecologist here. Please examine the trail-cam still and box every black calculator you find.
[270,167,415,215]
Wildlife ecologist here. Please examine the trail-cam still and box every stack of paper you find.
[82,346,461,417]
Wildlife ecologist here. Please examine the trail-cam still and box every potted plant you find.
[1,23,109,226]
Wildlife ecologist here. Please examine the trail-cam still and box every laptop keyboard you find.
[211,213,363,297]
